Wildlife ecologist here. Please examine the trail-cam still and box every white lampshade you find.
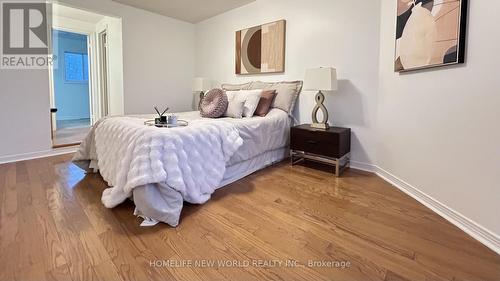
[192,77,211,92]
[303,67,338,91]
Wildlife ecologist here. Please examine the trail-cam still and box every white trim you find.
[375,166,500,256]
[350,160,377,173]
[0,147,77,164]
[350,161,500,255]
[96,26,110,118]
[50,8,105,147]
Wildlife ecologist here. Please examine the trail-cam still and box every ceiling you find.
[53,4,105,24]
[111,0,255,23]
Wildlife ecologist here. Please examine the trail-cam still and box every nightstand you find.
[290,124,351,176]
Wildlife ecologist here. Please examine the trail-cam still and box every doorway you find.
[48,3,124,148]
[50,29,92,147]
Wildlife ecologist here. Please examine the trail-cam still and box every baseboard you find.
[349,160,500,255]
[0,146,78,164]
[375,165,500,256]
[350,160,377,173]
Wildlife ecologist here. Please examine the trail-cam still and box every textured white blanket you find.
[75,116,243,211]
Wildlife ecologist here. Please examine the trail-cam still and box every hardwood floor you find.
[0,154,499,281]
[53,126,89,147]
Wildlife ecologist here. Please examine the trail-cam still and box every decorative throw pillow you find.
[200,88,228,118]
[242,91,262,117]
[226,90,262,117]
[254,90,277,117]
[248,81,269,89]
[249,81,303,113]
[221,82,252,91]
[224,97,246,118]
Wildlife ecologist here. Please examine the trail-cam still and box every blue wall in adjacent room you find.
[53,30,90,121]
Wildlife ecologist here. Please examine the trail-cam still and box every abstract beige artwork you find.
[395,0,468,72]
[236,20,286,75]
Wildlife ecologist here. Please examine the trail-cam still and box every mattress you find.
[219,147,288,189]
[168,108,291,166]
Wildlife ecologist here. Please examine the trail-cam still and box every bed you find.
[73,81,301,226]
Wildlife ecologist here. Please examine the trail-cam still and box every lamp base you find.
[311,90,330,130]
[197,91,205,110]
[311,122,330,130]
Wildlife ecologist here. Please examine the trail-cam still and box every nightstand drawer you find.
[290,125,350,159]
[291,130,339,158]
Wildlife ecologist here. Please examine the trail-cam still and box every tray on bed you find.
[144,119,189,128]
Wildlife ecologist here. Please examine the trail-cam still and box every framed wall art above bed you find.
[235,20,286,75]
[394,0,468,72]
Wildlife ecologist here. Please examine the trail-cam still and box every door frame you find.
[48,25,100,147]
[97,27,110,118]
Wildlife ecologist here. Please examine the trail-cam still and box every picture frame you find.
[235,20,286,75]
[394,0,468,72]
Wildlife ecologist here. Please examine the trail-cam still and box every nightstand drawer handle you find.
[306,140,318,144]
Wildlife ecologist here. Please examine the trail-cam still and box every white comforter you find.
[73,109,290,226]
[74,116,243,207]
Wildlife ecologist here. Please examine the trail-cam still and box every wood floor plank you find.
[204,198,385,281]
[45,264,73,281]
[0,241,19,280]
[16,262,48,281]
[92,259,124,281]
[99,229,164,281]
[0,155,499,281]
[34,205,70,270]
[78,230,113,266]
[17,205,52,270]
[219,182,432,281]
[0,163,18,249]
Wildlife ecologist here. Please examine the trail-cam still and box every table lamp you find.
[192,77,211,110]
[303,67,338,129]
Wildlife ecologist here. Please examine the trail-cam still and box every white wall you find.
[195,0,381,166]
[0,70,53,158]
[378,0,500,236]
[57,0,197,114]
[0,0,196,160]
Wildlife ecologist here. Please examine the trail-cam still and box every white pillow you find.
[226,90,262,117]
[224,95,246,118]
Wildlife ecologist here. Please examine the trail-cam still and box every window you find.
[64,52,88,82]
